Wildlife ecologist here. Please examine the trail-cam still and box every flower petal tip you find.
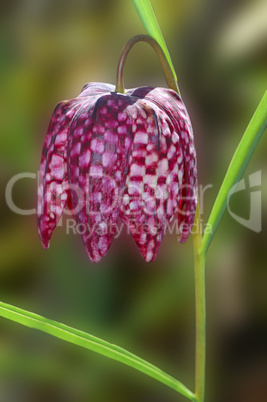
[39,235,50,250]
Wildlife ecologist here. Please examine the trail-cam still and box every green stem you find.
[190,90,267,402]
[115,34,179,94]
[192,202,206,402]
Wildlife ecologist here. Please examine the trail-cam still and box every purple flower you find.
[37,82,197,262]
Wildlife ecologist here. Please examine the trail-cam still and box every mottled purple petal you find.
[68,93,134,262]
[131,87,197,243]
[37,99,81,248]
[120,99,184,262]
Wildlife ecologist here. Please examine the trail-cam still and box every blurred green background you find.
[0,0,266,401]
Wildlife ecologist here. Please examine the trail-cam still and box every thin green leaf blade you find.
[202,91,267,254]
[0,301,195,401]
[131,0,177,81]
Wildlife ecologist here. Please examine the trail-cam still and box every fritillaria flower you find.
[37,35,197,262]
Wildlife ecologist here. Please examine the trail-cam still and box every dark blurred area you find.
[0,0,266,401]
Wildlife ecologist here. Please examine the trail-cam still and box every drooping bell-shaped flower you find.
[37,35,197,263]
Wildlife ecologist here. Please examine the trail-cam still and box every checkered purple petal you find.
[67,92,134,262]
[37,99,81,248]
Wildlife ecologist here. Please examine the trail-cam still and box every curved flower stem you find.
[192,201,206,402]
[131,0,177,82]
[115,34,180,94]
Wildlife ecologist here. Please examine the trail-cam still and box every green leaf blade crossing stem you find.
[202,91,267,254]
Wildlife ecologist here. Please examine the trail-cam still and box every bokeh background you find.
[0,0,266,401]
